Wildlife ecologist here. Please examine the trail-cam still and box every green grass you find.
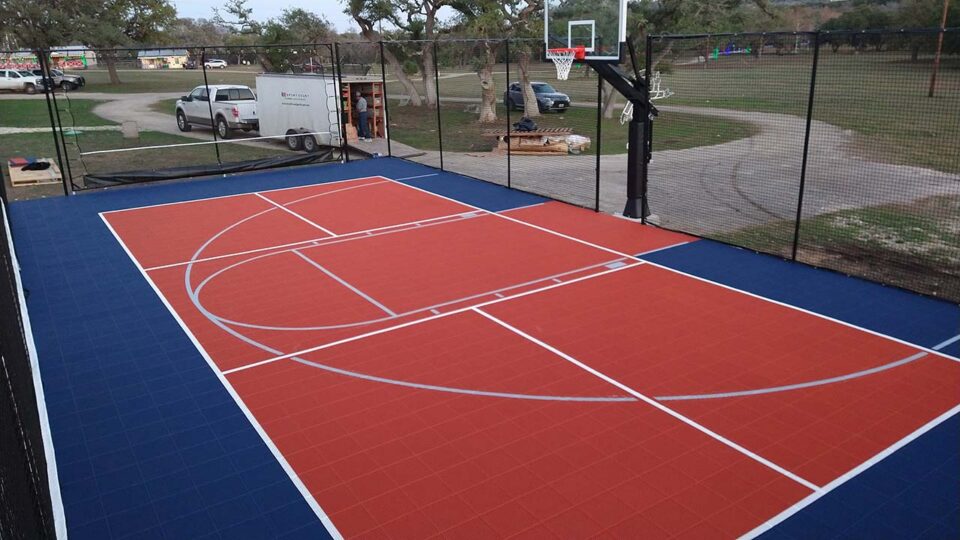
[150,98,180,116]
[717,195,960,301]
[0,99,113,127]
[79,67,259,94]
[387,102,756,154]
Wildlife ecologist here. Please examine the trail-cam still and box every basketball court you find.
[47,167,953,538]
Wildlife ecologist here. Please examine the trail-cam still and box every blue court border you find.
[9,157,958,538]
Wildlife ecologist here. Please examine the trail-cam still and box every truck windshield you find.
[216,88,255,101]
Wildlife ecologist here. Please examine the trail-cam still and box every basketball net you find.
[546,46,586,81]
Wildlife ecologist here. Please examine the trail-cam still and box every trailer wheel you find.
[285,131,303,151]
[302,135,319,153]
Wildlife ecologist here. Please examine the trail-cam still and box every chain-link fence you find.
[647,29,960,302]
[5,31,957,300]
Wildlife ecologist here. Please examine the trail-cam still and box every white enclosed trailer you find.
[255,73,342,153]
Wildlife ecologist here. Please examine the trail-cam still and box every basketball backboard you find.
[544,0,627,62]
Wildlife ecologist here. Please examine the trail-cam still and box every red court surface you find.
[102,175,960,538]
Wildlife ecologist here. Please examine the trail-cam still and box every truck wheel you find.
[216,116,231,139]
[286,132,303,151]
[176,110,191,132]
[302,135,318,153]
[24,84,36,95]
[62,81,76,91]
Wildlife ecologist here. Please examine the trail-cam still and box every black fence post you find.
[433,41,443,171]
[199,48,222,166]
[642,35,654,224]
[45,72,75,191]
[335,42,349,163]
[505,39,511,189]
[38,51,70,196]
[791,31,820,261]
[378,41,392,158]
[594,69,602,212]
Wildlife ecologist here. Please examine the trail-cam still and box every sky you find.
[172,0,358,33]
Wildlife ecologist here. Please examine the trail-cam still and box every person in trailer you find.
[355,91,371,142]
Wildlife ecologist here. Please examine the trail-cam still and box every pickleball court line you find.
[291,249,397,317]
[471,307,823,492]
[144,210,480,271]
[254,192,339,236]
[197,256,629,332]
[99,213,345,540]
[387,177,960,364]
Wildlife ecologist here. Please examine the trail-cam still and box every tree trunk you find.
[478,45,497,123]
[517,50,540,118]
[354,21,422,107]
[421,43,438,108]
[103,53,122,85]
[601,80,618,119]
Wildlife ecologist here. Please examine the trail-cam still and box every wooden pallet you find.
[8,159,62,187]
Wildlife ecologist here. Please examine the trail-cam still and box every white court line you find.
[144,211,475,271]
[394,173,440,181]
[3,204,67,539]
[292,250,397,316]
[221,261,644,375]
[472,307,822,493]
[98,213,344,540]
[635,240,692,257]
[742,403,960,539]
[254,192,338,237]
[384,178,637,260]
[498,202,547,213]
[101,174,384,214]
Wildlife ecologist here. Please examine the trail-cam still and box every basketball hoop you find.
[546,46,586,80]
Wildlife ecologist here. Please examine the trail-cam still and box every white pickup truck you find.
[175,84,258,139]
[0,69,47,94]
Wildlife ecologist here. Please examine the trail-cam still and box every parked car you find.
[203,59,227,69]
[503,81,571,113]
[0,69,48,94]
[29,69,86,90]
[184,59,198,70]
[176,84,258,138]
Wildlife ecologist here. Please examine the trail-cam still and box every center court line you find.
[385,177,960,364]
[471,307,823,493]
[254,192,338,236]
[220,260,644,375]
[292,250,397,316]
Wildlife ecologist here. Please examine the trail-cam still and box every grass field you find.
[0,99,113,128]
[78,67,259,94]
[717,194,960,301]
[387,101,757,154]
